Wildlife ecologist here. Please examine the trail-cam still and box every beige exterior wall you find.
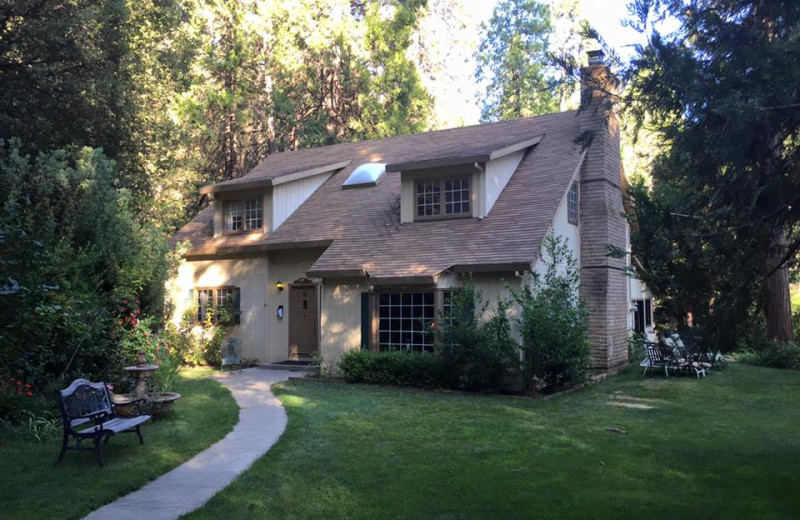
[265,248,325,363]
[169,257,269,361]
[167,248,325,364]
[320,277,369,371]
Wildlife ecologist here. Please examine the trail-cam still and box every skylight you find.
[342,162,385,189]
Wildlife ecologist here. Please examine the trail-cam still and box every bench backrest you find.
[57,379,112,420]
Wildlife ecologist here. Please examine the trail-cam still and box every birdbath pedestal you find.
[123,350,159,399]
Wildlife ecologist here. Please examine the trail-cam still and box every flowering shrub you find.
[0,375,41,423]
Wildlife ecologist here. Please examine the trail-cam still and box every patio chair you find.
[643,342,680,377]
[220,337,242,371]
[664,334,709,378]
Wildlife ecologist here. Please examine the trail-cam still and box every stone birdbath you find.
[112,350,181,417]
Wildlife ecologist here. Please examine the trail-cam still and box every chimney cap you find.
[587,49,605,65]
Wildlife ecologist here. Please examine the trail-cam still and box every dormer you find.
[390,135,543,223]
[199,160,350,237]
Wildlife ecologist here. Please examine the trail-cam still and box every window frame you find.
[567,182,579,225]
[195,286,240,325]
[224,199,263,234]
[375,290,437,353]
[414,176,472,221]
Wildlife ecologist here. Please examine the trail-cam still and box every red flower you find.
[24,383,31,388]
[25,391,33,397]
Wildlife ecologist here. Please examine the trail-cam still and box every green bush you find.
[435,282,519,392]
[736,341,800,370]
[0,140,170,395]
[757,341,800,369]
[338,350,444,388]
[516,235,591,389]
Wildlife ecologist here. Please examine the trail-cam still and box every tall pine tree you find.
[475,0,556,122]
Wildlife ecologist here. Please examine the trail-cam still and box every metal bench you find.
[55,378,151,467]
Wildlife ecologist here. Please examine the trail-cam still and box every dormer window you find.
[415,177,471,219]
[225,199,263,232]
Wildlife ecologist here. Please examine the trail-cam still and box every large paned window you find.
[568,182,579,224]
[225,200,262,232]
[416,177,470,219]
[378,292,435,352]
[196,287,240,324]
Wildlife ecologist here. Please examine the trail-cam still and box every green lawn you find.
[0,368,238,520]
[187,364,800,520]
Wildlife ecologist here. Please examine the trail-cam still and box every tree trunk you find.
[765,225,794,342]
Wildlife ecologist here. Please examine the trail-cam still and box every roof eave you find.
[199,160,351,195]
[384,133,544,172]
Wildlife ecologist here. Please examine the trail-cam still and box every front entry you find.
[288,281,318,358]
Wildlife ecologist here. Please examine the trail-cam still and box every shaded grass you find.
[0,368,238,520]
[187,364,800,520]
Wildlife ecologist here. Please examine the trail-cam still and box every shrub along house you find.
[168,52,648,373]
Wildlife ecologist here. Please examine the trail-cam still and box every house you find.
[168,52,649,373]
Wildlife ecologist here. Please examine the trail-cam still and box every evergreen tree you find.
[475,0,557,122]
[624,0,800,344]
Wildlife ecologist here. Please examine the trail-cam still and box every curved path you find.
[84,368,300,520]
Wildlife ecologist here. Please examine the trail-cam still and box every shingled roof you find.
[171,110,586,281]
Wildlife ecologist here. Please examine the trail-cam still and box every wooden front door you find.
[288,282,318,357]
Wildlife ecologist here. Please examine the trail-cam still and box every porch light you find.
[275,281,285,291]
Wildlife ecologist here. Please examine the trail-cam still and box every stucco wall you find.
[264,248,325,363]
[320,277,369,370]
[167,248,325,364]
[169,257,268,361]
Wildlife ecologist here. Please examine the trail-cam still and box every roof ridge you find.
[246,110,579,174]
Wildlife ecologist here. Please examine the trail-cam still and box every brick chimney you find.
[578,50,629,372]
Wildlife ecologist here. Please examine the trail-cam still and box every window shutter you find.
[234,287,241,325]
[360,292,370,350]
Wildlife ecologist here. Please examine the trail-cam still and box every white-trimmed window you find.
[225,200,262,232]
[416,177,470,219]
[568,182,579,224]
[378,292,435,352]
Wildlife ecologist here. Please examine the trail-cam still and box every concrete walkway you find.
[84,368,301,520]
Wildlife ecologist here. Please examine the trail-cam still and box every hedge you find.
[338,350,444,388]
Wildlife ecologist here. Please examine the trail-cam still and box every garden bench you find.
[55,378,151,468]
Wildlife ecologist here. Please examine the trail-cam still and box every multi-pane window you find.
[445,178,470,215]
[416,177,470,218]
[196,287,239,324]
[225,200,262,232]
[416,181,441,217]
[244,200,263,230]
[568,182,579,224]
[196,289,214,322]
[378,292,435,352]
